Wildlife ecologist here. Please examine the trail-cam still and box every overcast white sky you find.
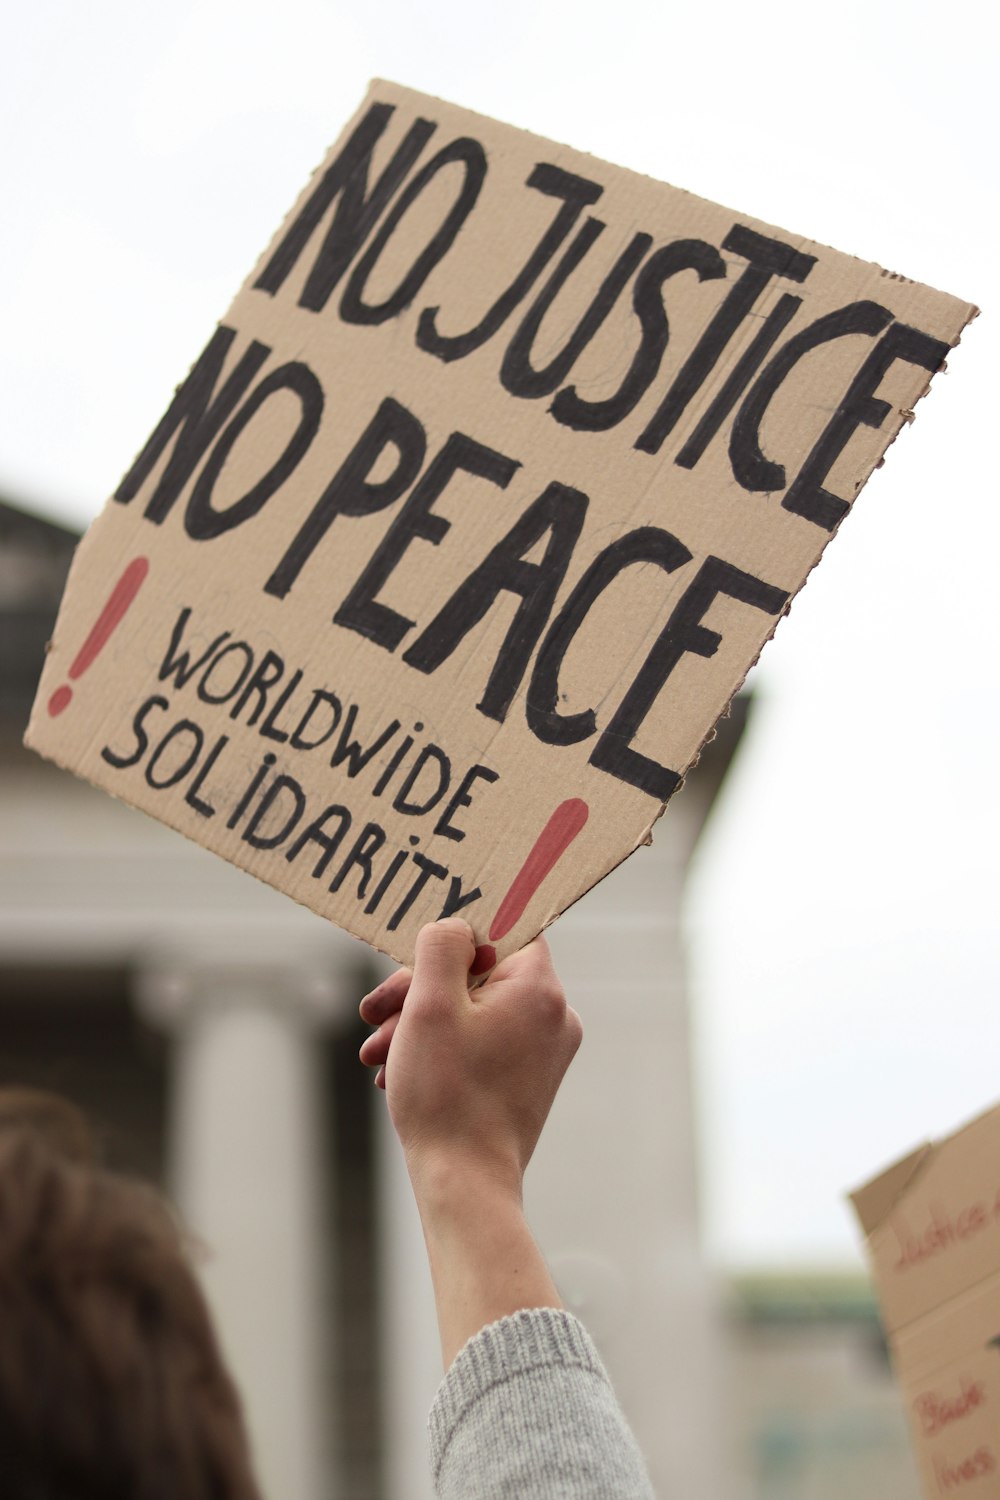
[2,0,996,1268]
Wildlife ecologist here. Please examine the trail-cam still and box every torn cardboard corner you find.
[24,79,978,970]
[851,1104,1000,1497]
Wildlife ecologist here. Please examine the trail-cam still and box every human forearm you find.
[408,1151,562,1369]
[359,921,580,1368]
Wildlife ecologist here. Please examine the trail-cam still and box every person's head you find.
[0,1088,260,1500]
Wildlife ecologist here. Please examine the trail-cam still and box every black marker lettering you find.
[260,669,305,743]
[730,300,894,521]
[242,774,307,849]
[254,102,436,312]
[590,557,789,797]
[335,432,518,651]
[417,163,604,362]
[527,528,693,746]
[288,690,343,752]
[195,642,255,705]
[636,225,816,455]
[363,849,410,914]
[439,876,483,918]
[227,753,277,830]
[230,650,285,726]
[116,327,271,522]
[551,238,725,433]
[502,229,650,401]
[386,851,448,931]
[391,744,451,816]
[371,733,415,796]
[185,362,324,540]
[266,397,426,599]
[433,763,499,842]
[158,609,231,690]
[285,804,352,877]
[783,319,949,530]
[184,734,228,819]
[340,138,487,326]
[675,293,803,469]
[329,822,387,897]
[144,720,204,791]
[329,705,400,777]
[403,482,587,721]
[101,694,168,769]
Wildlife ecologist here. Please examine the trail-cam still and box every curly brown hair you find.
[0,1089,262,1500]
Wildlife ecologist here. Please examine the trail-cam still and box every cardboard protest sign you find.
[25,80,976,968]
[851,1104,1000,1497]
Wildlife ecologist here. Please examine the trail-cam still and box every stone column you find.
[139,957,344,1500]
[526,763,735,1500]
[375,1097,441,1500]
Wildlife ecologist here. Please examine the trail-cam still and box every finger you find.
[359,968,411,1024]
[374,1065,386,1090]
[487,933,558,989]
[358,1010,402,1067]
[410,919,476,1006]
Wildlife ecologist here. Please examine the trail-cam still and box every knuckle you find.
[536,979,567,1026]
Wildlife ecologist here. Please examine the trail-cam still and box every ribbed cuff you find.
[429,1307,604,1474]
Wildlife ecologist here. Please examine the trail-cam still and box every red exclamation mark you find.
[471,797,589,974]
[47,557,150,717]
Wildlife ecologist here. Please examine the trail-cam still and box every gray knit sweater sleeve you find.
[428,1308,655,1498]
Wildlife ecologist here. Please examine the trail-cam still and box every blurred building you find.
[0,496,918,1499]
[727,1273,920,1499]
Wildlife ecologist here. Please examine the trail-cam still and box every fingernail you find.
[435,917,474,938]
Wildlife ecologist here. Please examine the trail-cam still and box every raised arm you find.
[360,919,579,1365]
[360,919,654,1499]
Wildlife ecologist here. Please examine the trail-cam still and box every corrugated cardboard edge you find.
[849,1099,1000,1240]
[370,79,983,312]
[849,1143,934,1238]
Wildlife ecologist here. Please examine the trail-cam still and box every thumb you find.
[411,919,476,1004]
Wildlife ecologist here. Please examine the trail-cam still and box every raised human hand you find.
[359,919,582,1197]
